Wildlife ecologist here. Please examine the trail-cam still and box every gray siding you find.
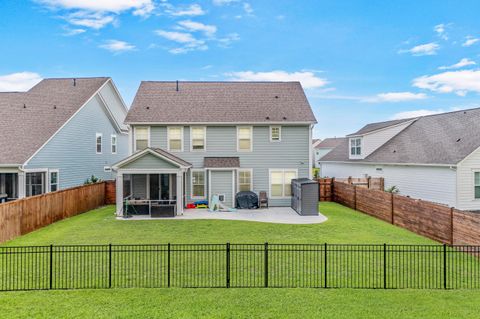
[26,94,128,189]
[122,153,178,170]
[210,170,234,207]
[144,125,310,206]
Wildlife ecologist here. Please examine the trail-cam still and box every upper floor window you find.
[168,127,183,152]
[350,137,362,156]
[270,126,281,142]
[96,133,102,154]
[191,127,206,151]
[237,126,252,152]
[134,127,149,152]
[238,169,253,192]
[475,172,480,199]
[111,134,117,154]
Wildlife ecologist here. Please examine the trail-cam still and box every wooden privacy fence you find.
[0,181,115,243]
[319,178,480,246]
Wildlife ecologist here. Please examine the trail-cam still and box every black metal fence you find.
[1,243,480,291]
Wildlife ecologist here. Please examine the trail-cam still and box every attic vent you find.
[23,104,26,108]
[275,95,279,99]
[456,138,461,142]
[393,150,397,153]
[265,116,270,120]
[146,106,150,110]
[53,105,57,109]
[282,116,287,120]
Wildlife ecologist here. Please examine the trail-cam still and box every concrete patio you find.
[117,207,327,224]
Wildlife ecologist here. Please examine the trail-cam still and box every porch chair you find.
[258,191,269,208]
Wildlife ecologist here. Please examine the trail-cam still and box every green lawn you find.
[2,203,479,318]
[2,288,480,319]
[4,202,433,245]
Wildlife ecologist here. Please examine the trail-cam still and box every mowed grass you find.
[4,202,433,245]
[2,288,480,319]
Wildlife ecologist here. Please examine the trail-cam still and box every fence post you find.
[383,243,387,289]
[264,242,268,288]
[168,243,171,288]
[390,193,394,225]
[226,243,230,288]
[49,244,53,290]
[353,185,357,210]
[108,244,112,288]
[443,243,447,289]
[450,207,454,245]
[324,243,328,288]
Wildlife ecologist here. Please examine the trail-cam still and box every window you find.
[270,169,297,198]
[191,127,206,151]
[475,172,480,199]
[270,126,281,141]
[50,171,59,192]
[237,126,252,151]
[191,170,205,198]
[26,172,46,197]
[134,127,149,152]
[350,138,362,156]
[96,133,102,154]
[238,169,252,192]
[111,135,117,154]
[168,127,183,151]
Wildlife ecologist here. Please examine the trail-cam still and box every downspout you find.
[308,124,313,179]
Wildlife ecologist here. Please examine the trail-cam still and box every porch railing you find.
[123,199,177,217]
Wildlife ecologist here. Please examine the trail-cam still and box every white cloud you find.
[177,20,217,37]
[99,40,135,53]
[365,92,428,103]
[212,0,239,5]
[243,3,253,14]
[155,30,207,54]
[399,42,439,56]
[38,0,154,15]
[165,4,205,16]
[65,11,116,29]
[413,70,480,96]
[462,36,480,47]
[62,28,86,36]
[217,33,240,47]
[226,70,328,89]
[438,58,476,70]
[391,109,444,120]
[434,23,450,40]
[0,72,43,92]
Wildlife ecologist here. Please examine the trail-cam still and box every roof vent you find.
[456,138,461,142]
[282,116,287,120]
[146,106,150,110]
[73,78,76,87]
[53,105,57,109]
[23,104,26,108]
[393,150,396,153]
[464,111,467,114]
[265,116,270,120]
[275,95,279,99]
[176,80,179,92]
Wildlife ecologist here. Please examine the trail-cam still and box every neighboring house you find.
[311,138,321,168]
[113,81,316,216]
[313,137,344,168]
[0,77,128,202]
[320,108,480,210]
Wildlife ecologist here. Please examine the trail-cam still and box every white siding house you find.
[320,108,480,211]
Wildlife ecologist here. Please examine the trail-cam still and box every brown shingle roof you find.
[152,148,192,167]
[125,81,317,124]
[0,77,109,165]
[347,118,414,136]
[204,157,240,168]
[315,137,345,149]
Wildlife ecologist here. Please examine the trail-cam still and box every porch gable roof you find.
[113,148,192,170]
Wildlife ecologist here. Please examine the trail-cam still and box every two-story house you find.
[112,81,316,216]
[0,77,128,202]
[320,108,480,210]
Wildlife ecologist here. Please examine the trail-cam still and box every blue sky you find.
[1,0,480,138]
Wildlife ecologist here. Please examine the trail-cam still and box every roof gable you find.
[125,81,317,124]
[113,148,192,170]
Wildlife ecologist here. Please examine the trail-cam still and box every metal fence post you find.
[49,244,53,290]
[324,243,328,288]
[226,243,230,288]
[264,242,268,288]
[383,243,387,289]
[443,243,447,289]
[108,244,112,288]
[168,243,171,288]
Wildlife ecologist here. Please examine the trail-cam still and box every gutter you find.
[318,160,457,168]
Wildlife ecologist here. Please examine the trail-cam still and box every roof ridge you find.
[42,76,110,80]
[140,80,301,84]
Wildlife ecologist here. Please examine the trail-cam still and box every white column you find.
[18,171,26,199]
[308,124,313,179]
[176,172,183,215]
[116,173,123,216]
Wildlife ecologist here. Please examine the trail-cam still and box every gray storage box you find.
[291,178,319,216]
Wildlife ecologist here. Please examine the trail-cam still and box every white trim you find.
[347,119,417,138]
[190,169,206,199]
[232,169,235,207]
[190,126,207,152]
[117,168,183,174]
[96,133,103,154]
[319,160,457,167]
[270,126,281,142]
[111,134,117,154]
[23,79,111,166]
[48,169,59,192]
[308,124,313,178]
[106,79,129,116]
[473,170,480,200]
[268,168,298,199]
[24,168,48,197]
[167,126,184,152]
[112,148,191,170]
[349,137,362,159]
[206,167,240,171]
[133,126,150,152]
[208,170,212,202]
[126,121,316,125]
[237,126,253,152]
[237,168,253,192]
[97,90,125,134]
